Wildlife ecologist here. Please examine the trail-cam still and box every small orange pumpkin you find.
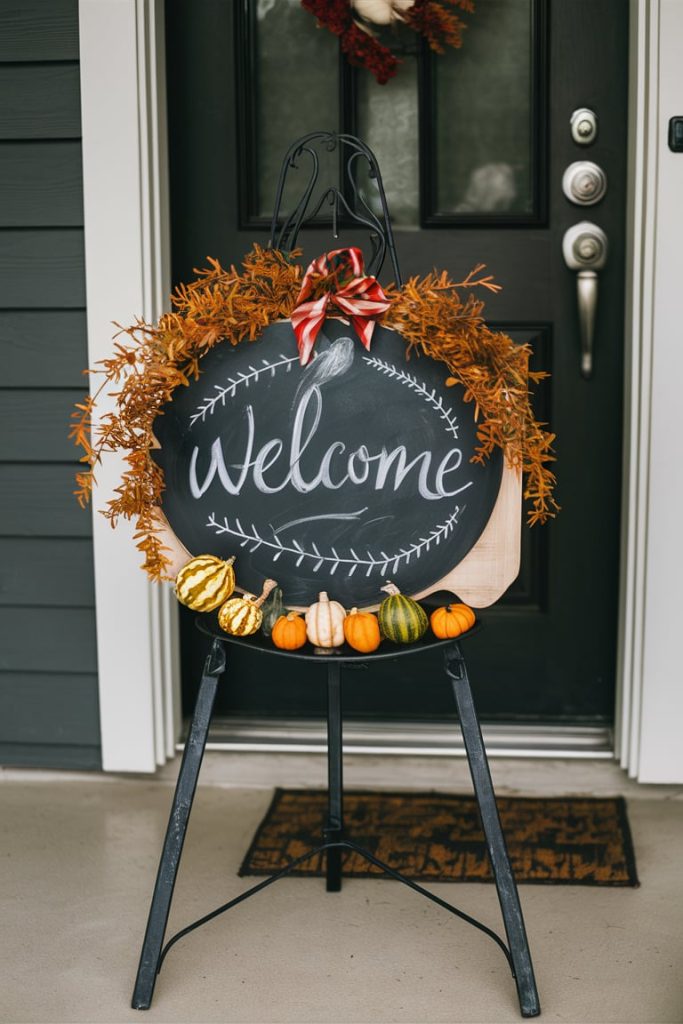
[343,608,381,654]
[430,603,476,639]
[271,612,307,651]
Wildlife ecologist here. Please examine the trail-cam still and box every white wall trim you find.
[79,0,180,772]
[615,0,657,777]
[632,0,683,782]
[617,0,683,783]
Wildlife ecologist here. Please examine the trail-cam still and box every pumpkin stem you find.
[224,555,235,566]
[255,578,277,608]
[381,582,400,597]
[349,607,359,616]
[286,612,300,621]
[318,591,330,603]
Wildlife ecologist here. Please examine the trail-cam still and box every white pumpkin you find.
[305,592,346,648]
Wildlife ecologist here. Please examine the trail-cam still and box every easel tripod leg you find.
[325,662,343,892]
[445,644,541,1019]
[131,637,226,1010]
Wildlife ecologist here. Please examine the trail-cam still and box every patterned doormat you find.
[240,789,639,886]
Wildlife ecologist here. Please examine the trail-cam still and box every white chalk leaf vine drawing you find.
[362,355,459,438]
[206,508,463,578]
[189,354,300,427]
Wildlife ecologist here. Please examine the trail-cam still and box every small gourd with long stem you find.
[218,579,277,637]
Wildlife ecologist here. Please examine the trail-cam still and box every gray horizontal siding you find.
[0,743,101,770]
[0,607,97,673]
[0,310,87,386]
[0,390,83,462]
[0,0,99,769]
[0,230,85,307]
[0,64,81,139]
[0,672,99,744]
[0,465,93,537]
[0,538,94,606]
[0,1,79,63]
[0,141,83,226]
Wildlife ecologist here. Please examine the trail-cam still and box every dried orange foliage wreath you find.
[70,245,558,581]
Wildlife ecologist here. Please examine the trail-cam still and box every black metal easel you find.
[268,130,403,285]
[132,625,540,1016]
[132,134,540,1016]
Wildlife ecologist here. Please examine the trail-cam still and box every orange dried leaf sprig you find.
[380,265,559,526]
[70,246,302,580]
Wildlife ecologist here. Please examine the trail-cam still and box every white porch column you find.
[618,0,683,783]
[79,0,180,771]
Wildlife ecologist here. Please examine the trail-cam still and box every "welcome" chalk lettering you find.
[189,384,473,502]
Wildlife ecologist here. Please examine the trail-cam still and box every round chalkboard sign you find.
[152,319,503,606]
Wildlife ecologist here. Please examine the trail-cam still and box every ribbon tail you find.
[291,295,329,365]
[351,316,377,351]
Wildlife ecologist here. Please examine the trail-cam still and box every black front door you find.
[166,0,627,727]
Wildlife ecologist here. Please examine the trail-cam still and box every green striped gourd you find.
[377,582,428,643]
[175,554,236,612]
[218,579,277,637]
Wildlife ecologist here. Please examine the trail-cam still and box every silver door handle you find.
[562,222,608,378]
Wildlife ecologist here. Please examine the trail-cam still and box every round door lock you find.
[570,107,598,145]
[562,161,607,206]
[562,222,608,271]
[572,231,606,266]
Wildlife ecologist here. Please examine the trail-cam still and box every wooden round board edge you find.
[414,463,521,609]
[153,464,521,611]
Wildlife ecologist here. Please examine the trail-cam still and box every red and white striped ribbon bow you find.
[290,247,391,365]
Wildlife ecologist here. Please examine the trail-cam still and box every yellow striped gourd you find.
[175,555,236,612]
[377,582,428,643]
[218,579,277,637]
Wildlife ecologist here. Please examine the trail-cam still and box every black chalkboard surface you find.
[153,319,502,606]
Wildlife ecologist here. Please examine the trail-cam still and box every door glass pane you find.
[356,54,420,228]
[253,0,339,219]
[434,0,535,216]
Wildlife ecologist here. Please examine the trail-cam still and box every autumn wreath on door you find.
[71,243,557,652]
[301,0,476,84]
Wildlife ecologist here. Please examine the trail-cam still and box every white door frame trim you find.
[615,0,655,780]
[79,0,180,772]
[617,0,683,783]
[79,0,681,780]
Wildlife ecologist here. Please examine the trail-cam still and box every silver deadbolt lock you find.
[562,161,607,206]
[570,107,598,145]
[563,222,608,378]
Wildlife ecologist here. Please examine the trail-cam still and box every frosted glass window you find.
[254,0,339,218]
[434,0,534,215]
[356,54,419,228]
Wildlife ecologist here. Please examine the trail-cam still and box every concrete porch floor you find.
[2,756,682,1024]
